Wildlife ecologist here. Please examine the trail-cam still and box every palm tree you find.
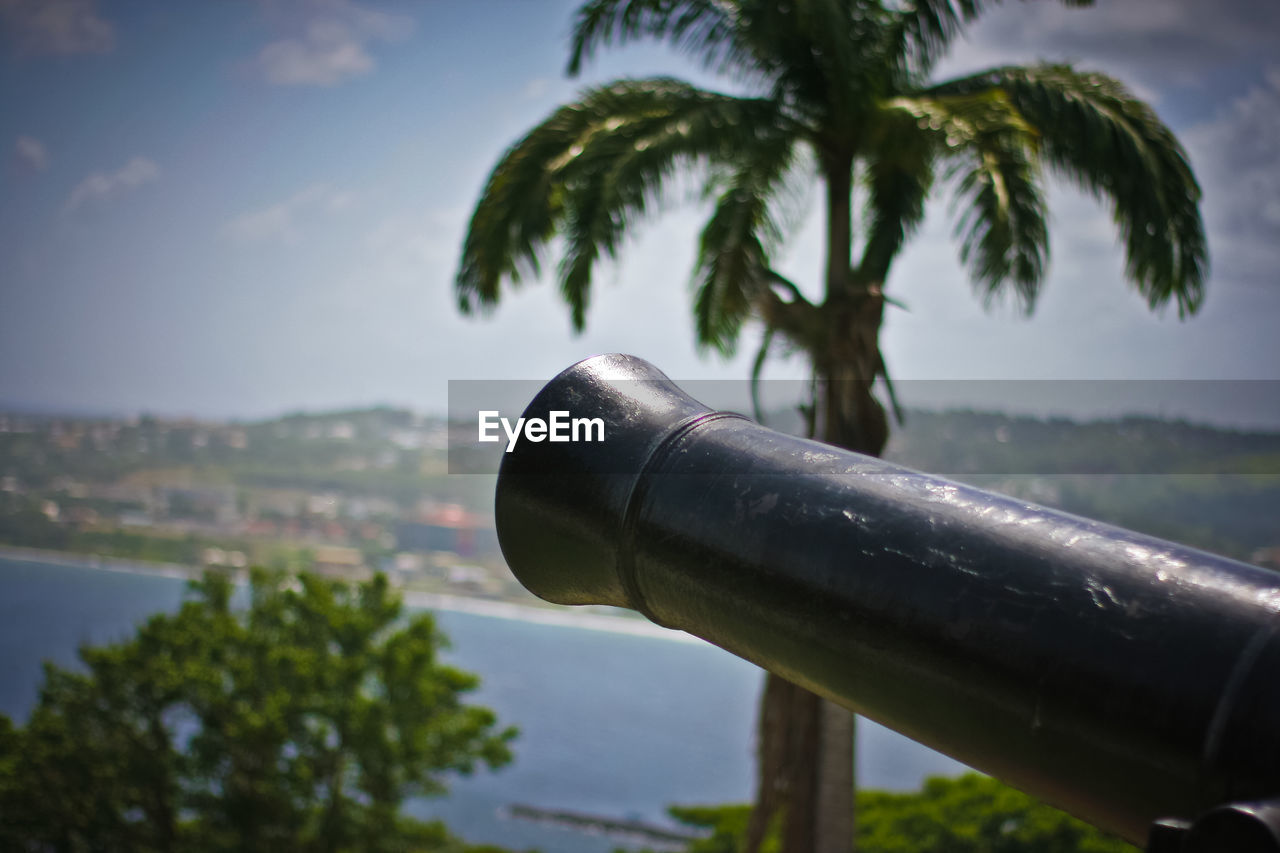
[455,2,1207,851]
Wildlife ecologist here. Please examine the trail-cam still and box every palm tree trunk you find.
[749,149,888,853]
[808,147,867,853]
[809,331,889,853]
[815,694,856,853]
[823,149,854,300]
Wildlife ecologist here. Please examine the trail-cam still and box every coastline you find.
[0,544,197,581]
[0,545,699,644]
[401,590,701,643]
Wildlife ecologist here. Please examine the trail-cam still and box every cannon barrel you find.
[493,354,1280,848]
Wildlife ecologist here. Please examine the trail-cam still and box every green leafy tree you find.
[855,774,1136,853]
[647,774,1136,853]
[455,2,1206,851]
[0,570,517,853]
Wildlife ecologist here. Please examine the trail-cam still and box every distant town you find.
[1,405,1277,594]
[0,407,543,603]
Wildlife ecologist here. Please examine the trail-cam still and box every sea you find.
[0,554,967,852]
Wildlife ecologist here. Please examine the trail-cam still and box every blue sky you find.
[1,0,1277,423]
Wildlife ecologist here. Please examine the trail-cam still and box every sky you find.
[1,0,1278,425]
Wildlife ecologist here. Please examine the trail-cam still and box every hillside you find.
[1,405,1276,571]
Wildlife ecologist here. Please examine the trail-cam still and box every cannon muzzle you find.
[493,354,1280,848]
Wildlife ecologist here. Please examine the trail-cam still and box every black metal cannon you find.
[493,353,1280,852]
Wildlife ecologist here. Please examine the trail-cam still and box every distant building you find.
[155,485,238,525]
[201,548,247,569]
[346,496,399,521]
[306,493,340,519]
[393,503,498,558]
[393,552,426,573]
[244,519,279,537]
[311,545,369,579]
[444,563,498,594]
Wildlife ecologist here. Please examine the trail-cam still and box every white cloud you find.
[223,184,356,243]
[364,207,467,277]
[13,135,49,172]
[253,0,412,86]
[0,0,114,56]
[523,78,550,100]
[65,157,160,211]
[1181,66,1280,286]
[938,0,1280,100]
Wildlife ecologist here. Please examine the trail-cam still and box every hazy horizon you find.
[7,377,1280,433]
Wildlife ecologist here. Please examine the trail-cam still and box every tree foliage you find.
[0,570,517,853]
[457,0,1207,363]
[855,775,1136,853]
[654,774,1137,853]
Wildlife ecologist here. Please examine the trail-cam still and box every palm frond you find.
[568,0,746,76]
[727,0,907,128]
[897,0,984,74]
[875,91,1048,306]
[897,0,1093,75]
[858,101,938,282]
[749,326,775,423]
[568,1,913,130]
[691,127,797,353]
[456,79,800,331]
[859,161,933,284]
[456,106,592,316]
[951,140,1048,309]
[929,63,1207,315]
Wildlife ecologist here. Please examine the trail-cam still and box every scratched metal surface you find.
[496,354,1280,845]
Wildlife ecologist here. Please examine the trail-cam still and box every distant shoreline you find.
[0,545,196,581]
[400,590,701,643]
[0,545,698,644]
